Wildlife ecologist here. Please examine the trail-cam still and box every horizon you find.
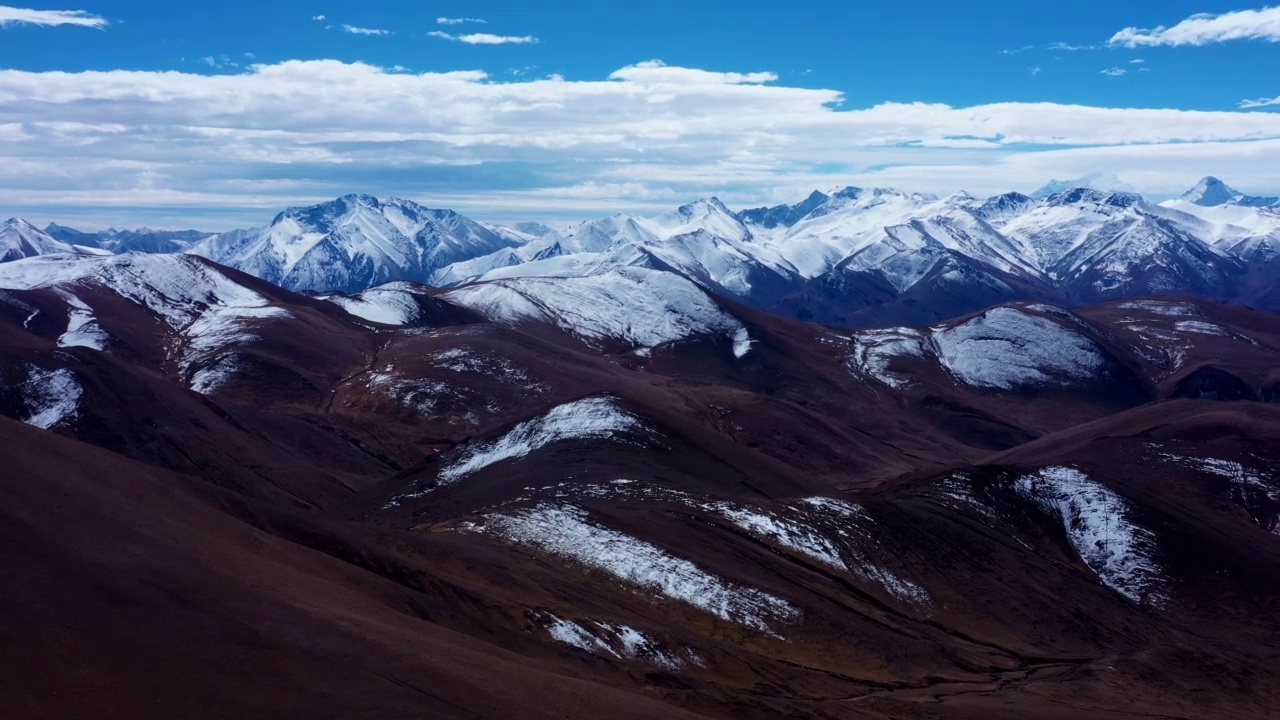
[2,2,1280,228]
[4,173,1265,233]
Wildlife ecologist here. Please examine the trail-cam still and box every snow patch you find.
[538,613,697,669]
[440,397,641,484]
[328,284,423,325]
[1173,320,1229,336]
[189,354,244,395]
[1116,300,1200,317]
[709,502,848,571]
[444,267,745,352]
[707,498,929,605]
[56,293,110,351]
[934,308,1106,389]
[366,374,455,417]
[20,365,82,430]
[474,504,799,633]
[848,328,927,388]
[1015,467,1166,606]
[1161,454,1278,534]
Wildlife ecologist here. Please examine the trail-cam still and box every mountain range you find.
[1,176,1279,719]
[6,176,1278,330]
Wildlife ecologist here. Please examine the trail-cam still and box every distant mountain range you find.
[5,176,1278,328]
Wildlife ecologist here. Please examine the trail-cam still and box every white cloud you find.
[609,60,775,85]
[1,59,1279,225]
[312,14,325,21]
[339,24,391,36]
[1241,96,1280,108]
[430,30,538,44]
[0,6,106,28]
[437,16,486,25]
[1110,6,1280,47]
[1130,58,1145,64]
[1030,67,1042,75]
[200,55,242,70]
[1047,42,1097,51]
[1100,67,1127,77]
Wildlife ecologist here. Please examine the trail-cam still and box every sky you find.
[1,1,1280,229]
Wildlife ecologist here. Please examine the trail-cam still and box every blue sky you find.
[1,1,1279,228]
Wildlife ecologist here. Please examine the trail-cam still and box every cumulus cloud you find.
[312,14,325,21]
[429,30,538,44]
[1,59,1278,225]
[1110,6,1280,47]
[437,16,486,25]
[339,24,391,36]
[0,5,106,28]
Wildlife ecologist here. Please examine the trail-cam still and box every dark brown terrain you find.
[0,254,1277,719]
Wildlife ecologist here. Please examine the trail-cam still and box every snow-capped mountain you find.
[737,190,831,230]
[12,176,1280,328]
[431,198,805,308]
[44,223,212,254]
[1031,173,1138,199]
[1,218,90,263]
[1178,177,1279,209]
[189,194,521,294]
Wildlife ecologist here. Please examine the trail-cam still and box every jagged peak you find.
[1181,176,1239,206]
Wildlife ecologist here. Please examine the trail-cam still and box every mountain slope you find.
[1,244,1279,718]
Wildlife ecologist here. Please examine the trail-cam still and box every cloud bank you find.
[0,5,106,28]
[1111,6,1280,47]
[1,59,1278,226]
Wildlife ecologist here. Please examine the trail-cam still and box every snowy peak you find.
[1032,173,1137,200]
[1044,188,1141,209]
[654,197,750,242]
[272,192,379,228]
[737,191,830,230]
[1,218,83,262]
[974,192,1037,222]
[43,222,89,239]
[1183,177,1241,207]
[1180,177,1279,208]
[192,195,520,294]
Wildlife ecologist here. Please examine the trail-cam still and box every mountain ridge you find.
[7,177,1280,328]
